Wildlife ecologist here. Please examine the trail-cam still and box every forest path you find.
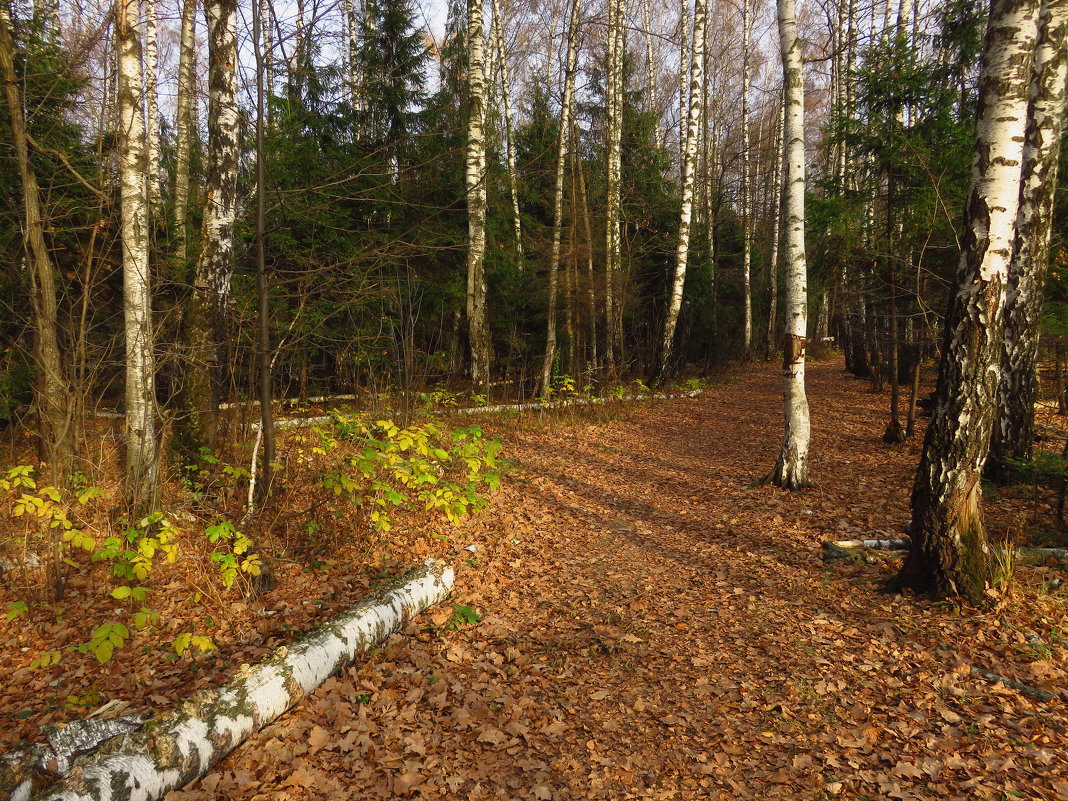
[167,360,1068,801]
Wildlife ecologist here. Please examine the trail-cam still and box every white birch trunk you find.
[117,0,159,514]
[741,0,753,357]
[490,0,523,262]
[466,0,490,392]
[173,0,197,270]
[992,0,1067,468]
[897,0,1040,602]
[142,0,161,214]
[766,99,783,358]
[35,562,453,801]
[604,0,626,371]
[771,0,812,490]
[656,0,707,380]
[643,0,661,150]
[540,0,582,394]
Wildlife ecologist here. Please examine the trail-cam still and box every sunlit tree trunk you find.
[182,0,239,454]
[766,99,783,359]
[143,0,161,213]
[490,0,523,262]
[604,0,626,372]
[540,0,581,393]
[173,0,197,271]
[990,0,1068,474]
[0,2,73,485]
[466,0,490,392]
[573,128,599,371]
[117,0,159,515]
[740,0,753,357]
[894,0,1040,603]
[771,0,813,490]
[643,0,661,150]
[656,0,706,381]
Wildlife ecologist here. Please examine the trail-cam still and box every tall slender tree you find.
[656,0,707,380]
[117,0,159,515]
[893,0,1040,602]
[173,0,197,270]
[771,0,813,490]
[466,0,490,392]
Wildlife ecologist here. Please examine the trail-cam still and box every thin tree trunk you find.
[0,2,74,485]
[604,0,626,373]
[656,0,707,381]
[254,0,274,505]
[117,0,159,516]
[643,0,661,149]
[143,0,162,213]
[573,128,599,372]
[990,0,1068,474]
[182,0,240,454]
[884,175,904,442]
[771,0,813,490]
[894,0,1040,603]
[173,0,197,272]
[766,97,784,359]
[741,0,753,357]
[540,0,581,394]
[490,0,523,263]
[466,0,490,392]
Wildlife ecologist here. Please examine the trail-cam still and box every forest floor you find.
[4,358,1068,800]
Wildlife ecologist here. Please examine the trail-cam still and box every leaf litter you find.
[3,360,1067,800]
[163,361,1068,800]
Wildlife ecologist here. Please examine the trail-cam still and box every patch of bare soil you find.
[157,360,1068,801]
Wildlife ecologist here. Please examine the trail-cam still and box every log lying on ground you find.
[14,560,453,801]
[822,540,1068,566]
[970,667,1058,702]
[251,388,706,430]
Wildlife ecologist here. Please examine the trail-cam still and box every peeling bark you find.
[895,0,1040,603]
[33,561,453,801]
[466,0,490,393]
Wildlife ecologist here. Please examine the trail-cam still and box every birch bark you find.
[182,0,239,454]
[604,0,626,372]
[466,0,490,392]
[771,0,813,490]
[117,0,159,515]
[173,0,197,271]
[895,0,1040,602]
[656,0,706,380]
[740,0,753,357]
[990,0,1068,473]
[766,99,783,359]
[540,0,581,394]
[143,0,161,212]
[490,0,523,262]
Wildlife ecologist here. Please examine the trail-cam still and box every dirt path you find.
[166,361,1068,801]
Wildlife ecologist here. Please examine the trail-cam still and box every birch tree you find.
[770,0,813,490]
[117,0,159,515]
[143,0,161,212]
[182,0,239,453]
[490,0,523,261]
[893,0,1040,602]
[656,0,707,380]
[604,0,626,371]
[173,0,197,269]
[740,0,753,357]
[540,0,581,394]
[765,99,783,359]
[466,0,490,392]
[989,0,1067,474]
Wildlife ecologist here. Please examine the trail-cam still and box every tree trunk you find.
[173,0,197,273]
[643,0,661,150]
[740,0,753,358]
[117,0,159,517]
[540,0,581,394]
[490,0,523,263]
[466,0,490,393]
[0,3,74,487]
[573,129,599,372]
[655,0,707,381]
[990,0,1067,475]
[35,562,453,801]
[771,0,813,491]
[766,98,783,360]
[143,0,162,213]
[181,0,240,455]
[604,0,626,373]
[894,0,1040,604]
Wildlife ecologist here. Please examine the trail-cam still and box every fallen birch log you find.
[823,539,1068,566]
[13,560,453,801]
[970,667,1058,702]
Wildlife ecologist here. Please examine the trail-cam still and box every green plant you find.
[320,417,503,532]
[449,603,481,628]
[204,521,263,588]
